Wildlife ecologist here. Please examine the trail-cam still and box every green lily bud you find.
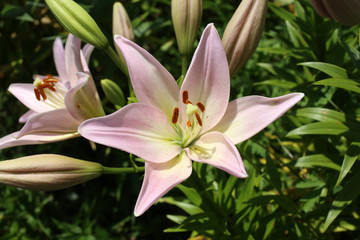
[0,154,103,191]
[222,0,267,78]
[101,79,126,108]
[310,0,360,26]
[171,0,203,56]
[45,0,109,50]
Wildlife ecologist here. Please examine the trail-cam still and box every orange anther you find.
[195,111,202,126]
[197,102,205,112]
[187,121,192,127]
[185,100,193,104]
[182,91,189,104]
[34,88,41,101]
[39,88,47,100]
[172,107,179,124]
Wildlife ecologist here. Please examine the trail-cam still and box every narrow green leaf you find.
[266,154,282,190]
[254,79,297,89]
[313,78,360,94]
[268,2,296,23]
[248,195,298,214]
[176,184,202,206]
[295,154,341,171]
[287,122,349,136]
[158,197,203,215]
[299,62,348,78]
[336,142,360,185]
[296,107,345,122]
[166,215,186,225]
[323,172,360,231]
[285,20,308,48]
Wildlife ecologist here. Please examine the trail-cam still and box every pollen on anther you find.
[172,107,179,124]
[187,120,192,127]
[195,111,202,126]
[182,91,189,104]
[197,102,205,112]
[34,89,41,101]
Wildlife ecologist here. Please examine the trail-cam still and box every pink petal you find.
[212,93,305,144]
[82,43,94,65]
[114,35,179,120]
[134,153,192,216]
[17,109,80,138]
[53,37,68,84]
[65,34,83,87]
[64,73,105,122]
[0,131,79,150]
[19,110,36,123]
[180,24,230,133]
[8,83,54,113]
[185,131,247,178]
[79,103,182,163]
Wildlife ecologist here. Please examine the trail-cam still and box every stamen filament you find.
[194,111,202,126]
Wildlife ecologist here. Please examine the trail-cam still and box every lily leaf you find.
[313,78,360,94]
[336,142,360,186]
[299,62,348,78]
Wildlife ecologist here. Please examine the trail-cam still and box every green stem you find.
[102,166,144,174]
[181,55,188,76]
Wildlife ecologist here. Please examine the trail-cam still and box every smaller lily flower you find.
[0,154,103,191]
[79,24,304,216]
[0,34,104,150]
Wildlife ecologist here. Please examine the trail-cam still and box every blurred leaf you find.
[323,171,360,231]
[166,215,187,225]
[336,142,360,186]
[313,78,360,94]
[254,79,297,89]
[268,2,296,23]
[285,20,308,48]
[16,13,34,22]
[177,184,202,206]
[287,122,349,136]
[266,154,282,190]
[158,197,203,215]
[248,195,298,214]
[294,154,341,171]
[299,62,348,78]
[296,107,345,122]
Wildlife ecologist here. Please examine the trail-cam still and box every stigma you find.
[33,74,58,101]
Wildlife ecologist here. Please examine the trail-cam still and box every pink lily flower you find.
[0,34,104,149]
[79,24,304,216]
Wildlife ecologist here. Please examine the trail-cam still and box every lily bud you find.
[171,0,203,55]
[101,79,126,108]
[310,0,360,26]
[222,0,267,78]
[45,0,109,50]
[0,154,103,191]
[113,2,134,41]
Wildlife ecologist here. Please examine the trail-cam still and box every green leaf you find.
[176,184,202,206]
[158,197,203,215]
[254,79,297,89]
[268,2,296,23]
[287,122,349,136]
[299,62,348,78]
[294,154,341,171]
[323,171,360,231]
[285,20,308,48]
[296,107,345,122]
[313,78,360,94]
[266,154,282,190]
[336,142,360,186]
[248,195,298,214]
[166,215,187,225]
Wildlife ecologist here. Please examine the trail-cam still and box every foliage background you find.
[0,0,359,239]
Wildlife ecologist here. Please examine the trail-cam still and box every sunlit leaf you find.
[313,78,360,94]
[336,142,360,186]
[287,122,349,136]
[294,154,341,171]
[299,62,348,78]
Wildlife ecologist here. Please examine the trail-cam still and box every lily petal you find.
[64,73,105,122]
[134,153,192,216]
[53,37,68,84]
[17,109,80,138]
[0,131,79,150]
[212,93,304,144]
[79,103,182,163]
[185,131,247,178]
[8,83,54,113]
[180,24,230,133]
[19,110,36,123]
[65,34,83,87]
[114,35,179,119]
[82,43,94,65]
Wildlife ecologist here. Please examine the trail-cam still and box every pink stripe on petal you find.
[79,103,182,163]
[212,93,305,144]
[134,153,192,216]
[186,131,247,178]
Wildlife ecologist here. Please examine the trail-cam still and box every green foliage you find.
[1,0,360,239]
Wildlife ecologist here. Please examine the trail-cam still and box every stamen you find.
[172,107,179,124]
[39,88,47,100]
[186,100,193,104]
[195,111,202,126]
[197,102,205,112]
[182,90,189,104]
[34,89,41,101]
[187,121,192,127]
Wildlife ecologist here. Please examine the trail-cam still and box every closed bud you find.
[101,79,126,108]
[310,0,360,26]
[45,0,109,50]
[172,0,203,55]
[113,2,134,41]
[222,0,267,78]
[0,154,103,191]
